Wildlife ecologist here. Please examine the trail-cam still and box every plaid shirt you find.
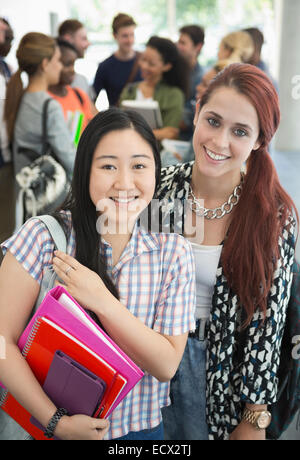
[1,211,196,439]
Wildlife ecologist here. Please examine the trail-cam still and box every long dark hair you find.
[54,108,161,300]
[146,36,190,98]
[199,63,298,326]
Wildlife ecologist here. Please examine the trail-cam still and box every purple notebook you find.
[30,350,106,437]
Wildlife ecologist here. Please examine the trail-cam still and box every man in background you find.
[58,19,95,101]
[93,13,142,106]
[177,24,205,140]
[0,17,13,83]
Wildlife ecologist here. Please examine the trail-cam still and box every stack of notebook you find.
[0,286,144,440]
[121,100,163,130]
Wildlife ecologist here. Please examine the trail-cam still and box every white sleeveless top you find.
[191,242,223,319]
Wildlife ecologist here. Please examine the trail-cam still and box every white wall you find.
[275,0,300,151]
[1,0,70,71]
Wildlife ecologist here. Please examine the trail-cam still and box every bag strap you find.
[72,87,84,106]
[36,215,67,252]
[31,215,67,312]
[125,51,141,87]
[42,98,57,157]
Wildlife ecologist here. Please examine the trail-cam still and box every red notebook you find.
[0,317,127,440]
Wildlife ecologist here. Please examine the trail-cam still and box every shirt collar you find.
[100,219,161,272]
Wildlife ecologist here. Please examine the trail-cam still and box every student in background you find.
[217,30,254,64]
[0,17,14,82]
[177,24,205,141]
[119,36,189,142]
[196,59,239,101]
[243,27,278,91]
[58,19,95,101]
[93,13,142,106]
[3,32,76,228]
[0,108,195,440]
[243,27,267,70]
[48,39,97,139]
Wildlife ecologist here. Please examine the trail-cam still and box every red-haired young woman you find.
[158,63,298,440]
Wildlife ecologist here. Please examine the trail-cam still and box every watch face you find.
[257,411,271,429]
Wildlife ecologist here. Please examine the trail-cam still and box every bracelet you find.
[44,408,68,439]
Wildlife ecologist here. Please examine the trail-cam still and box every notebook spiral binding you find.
[0,318,43,410]
[22,317,42,360]
[0,388,8,408]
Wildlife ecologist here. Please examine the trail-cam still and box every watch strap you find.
[242,407,271,430]
[242,408,259,426]
[44,407,68,439]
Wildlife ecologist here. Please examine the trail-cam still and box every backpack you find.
[16,100,70,224]
[266,259,300,439]
[0,216,67,440]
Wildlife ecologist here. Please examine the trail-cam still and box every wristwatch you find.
[242,407,272,430]
[44,407,68,438]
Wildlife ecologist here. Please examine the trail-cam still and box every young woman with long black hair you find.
[0,108,195,440]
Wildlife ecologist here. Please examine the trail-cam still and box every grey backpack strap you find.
[36,215,67,252]
[32,215,67,312]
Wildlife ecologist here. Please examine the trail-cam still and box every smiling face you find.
[59,47,77,86]
[71,27,90,58]
[89,128,156,233]
[177,33,199,63]
[193,86,261,180]
[139,46,171,83]
[114,25,136,55]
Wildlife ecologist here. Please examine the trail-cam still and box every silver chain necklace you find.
[188,174,244,220]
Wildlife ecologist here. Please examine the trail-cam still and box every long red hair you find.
[200,63,299,326]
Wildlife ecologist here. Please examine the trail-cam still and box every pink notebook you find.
[1,286,143,416]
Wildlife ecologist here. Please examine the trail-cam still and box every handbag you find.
[266,259,300,439]
[0,215,67,440]
[16,99,70,223]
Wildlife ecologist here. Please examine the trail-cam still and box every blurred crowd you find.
[0,13,276,245]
